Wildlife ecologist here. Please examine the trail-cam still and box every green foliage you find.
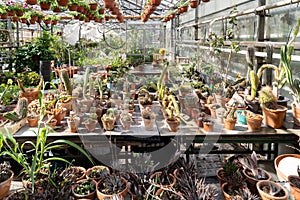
[74,179,95,195]
[98,174,126,195]
[14,31,56,72]
[17,72,41,86]
[0,80,19,106]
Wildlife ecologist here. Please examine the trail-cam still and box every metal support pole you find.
[16,21,19,47]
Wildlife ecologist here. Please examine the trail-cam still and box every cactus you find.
[249,70,258,100]
[3,98,28,121]
[258,86,277,109]
[225,101,237,121]
[246,46,255,84]
[83,67,90,99]
[60,69,72,95]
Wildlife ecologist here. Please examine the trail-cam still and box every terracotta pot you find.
[52,7,61,12]
[103,0,115,9]
[96,177,129,200]
[11,16,19,22]
[203,120,214,132]
[243,168,272,195]
[292,102,300,126]
[101,118,115,131]
[27,116,39,127]
[52,109,66,125]
[245,112,263,131]
[77,5,85,13]
[51,20,58,25]
[256,180,289,200]
[150,171,176,188]
[1,13,8,19]
[61,166,86,181]
[261,105,287,129]
[89,3,98,10]
[85,166,110,182]
[221,182,232,200]
[142,116,156,131]
[197,117,204,127]
[57,0,68,6]
[121,120,131,130]
[20,18,27,23]
[26,0,37,5]
[0,169,14,199]
[150,0,161,6]
[67,117,80,133]
[84,119,98,132]
[16,11,24,17]
[40,2,51,10]
[223,118,236,130]
[202,0,210,2]
[98,8,105,14]
[72,179,97,200]
[46,118,57,128]
[190,0,199,8]
[20,88,39,104]
[44,19,51,24]
[180,6,188,13]
[274,154,300,181]
[215,168,226,187]
[68,3,78,11]
[6,10,15,16]
[166,118,180,132]
[288,175,300,199]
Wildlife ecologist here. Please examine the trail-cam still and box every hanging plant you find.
[38,0,53,10]
[98,6,105,14]
[57,0,68,6]
[89,2,97,10]
[190,0,199,8]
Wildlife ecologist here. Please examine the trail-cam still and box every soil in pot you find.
[257,180,289,200]
[0,169,14,199]
[288,175,300,199]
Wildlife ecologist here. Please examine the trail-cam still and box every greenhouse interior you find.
[1,0,300,199]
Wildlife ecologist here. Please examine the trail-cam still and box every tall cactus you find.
[249,70,258,100]
[60,69,72,95]
[246,46,255,84]
[83,67,90,99]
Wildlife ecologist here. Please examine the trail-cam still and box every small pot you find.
[243,168,272,195]
[27,116,39,127]
[96,177,129,200]
[203,120,214,132]
[166,118,180,132]
[223,118,236,130]
[85,166,110,182]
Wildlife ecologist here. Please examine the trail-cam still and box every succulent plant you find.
[258,86,278,109]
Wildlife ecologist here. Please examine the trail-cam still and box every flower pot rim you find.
[256,180,289,199]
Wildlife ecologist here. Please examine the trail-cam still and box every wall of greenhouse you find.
[170,0,300,99]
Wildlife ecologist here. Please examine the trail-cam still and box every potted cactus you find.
[258,86,287,129]
[96,174,129,199]
[84,113,98,132]
[120,111,132,130]
[72,179,97,200]
[141,107,156,131]
[223,102,238,130]
[101,108,116,131]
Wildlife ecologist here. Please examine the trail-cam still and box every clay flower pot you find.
[27,116,39,127]
[243,168,271,195]
[288,175,300,199]
[101,118,115,131]
[245,110,263,131]
[26,0,37,5]
[223,118,236,130]
[45,118,57,128]
[72,179,97,200]
[190,0,199,8]
[96,177,129,200]
[166,117,180,132]
[203,119,214,132]
[257,180,289,200]
[84,119,98,132]
[261,105,287,129]
[85,166,110,182]
[292,102,300,126]
[0,169,14,199]
[274,154,300,182]
[40,2,51,10]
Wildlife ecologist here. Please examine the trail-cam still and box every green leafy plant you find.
[98,174,126,195]
[0,83,94,193]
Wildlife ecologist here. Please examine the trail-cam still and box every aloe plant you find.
[281,19,300,105]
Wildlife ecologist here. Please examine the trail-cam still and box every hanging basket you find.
[57,0,68,6]
[40,2,51,10]
[26,0,37,5]
[68,3,78,11]
[51,20,58,25]
[150,0,161,6]
[190,0,199,8]
[98,8,105,14]
[89,3,98,10]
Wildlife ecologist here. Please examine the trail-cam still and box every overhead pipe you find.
[177,0,300,29]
